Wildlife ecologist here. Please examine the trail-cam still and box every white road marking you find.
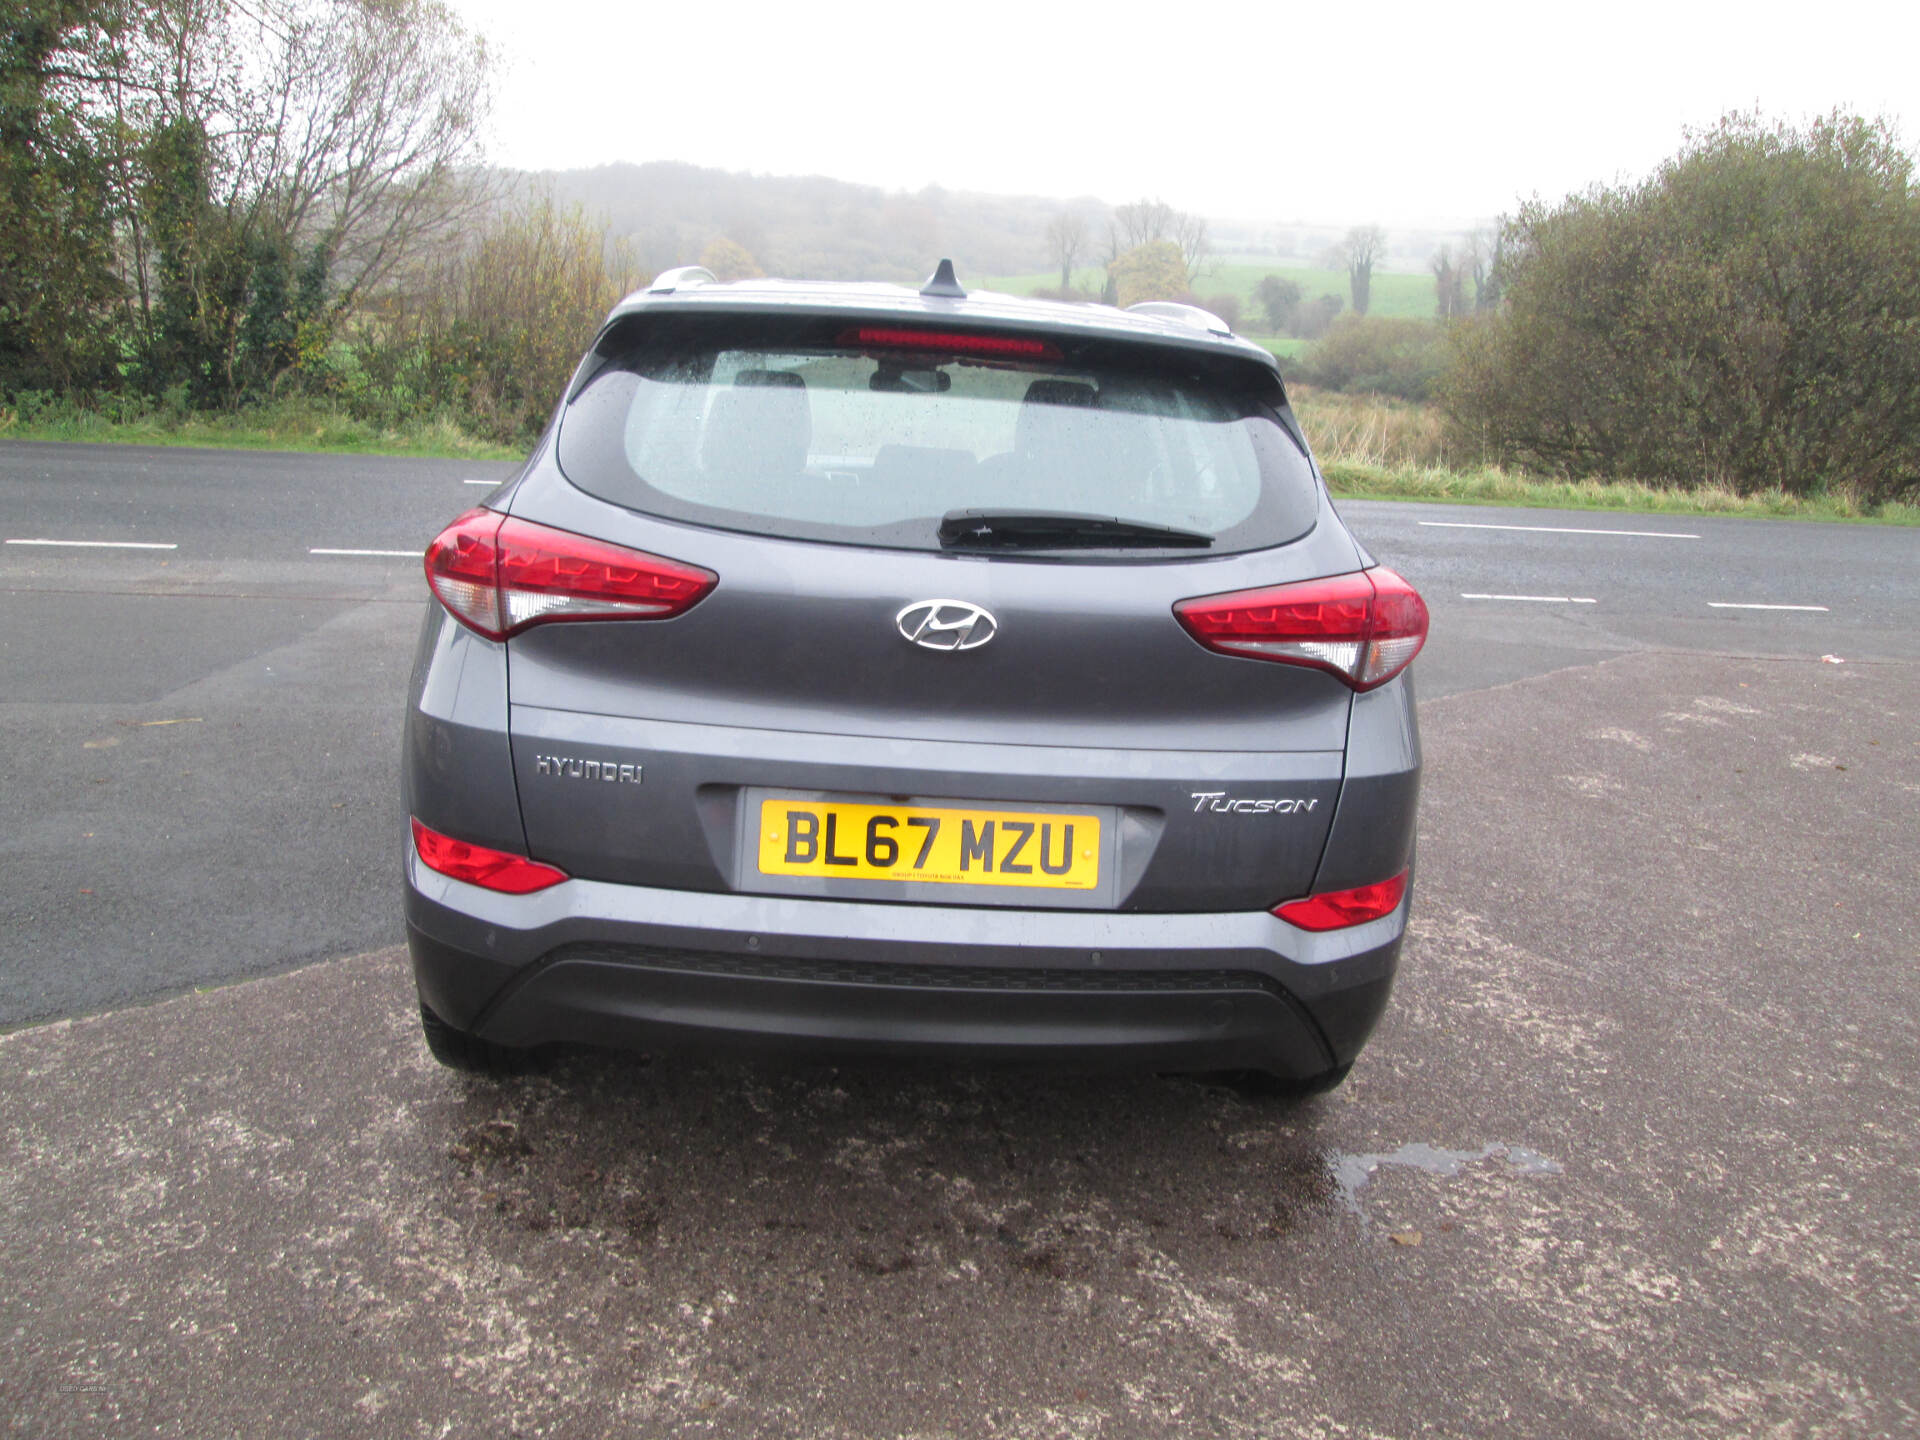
[462,479,495,486]
[1420,521,1699,539]
[308,547,418,557]
[1708,601,1829,612]
[1462,593,1598,604]
[6,537,177,550]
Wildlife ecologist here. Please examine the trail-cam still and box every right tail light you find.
[1173,567,1428,691]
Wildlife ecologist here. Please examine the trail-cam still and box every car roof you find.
[602,271,1284,375]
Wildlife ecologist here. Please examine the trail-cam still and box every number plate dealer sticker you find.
[756,798,1102,890]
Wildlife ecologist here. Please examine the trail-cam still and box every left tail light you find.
[424,508,717,640]
[1174,567,1428,691]
[411,818,568,894]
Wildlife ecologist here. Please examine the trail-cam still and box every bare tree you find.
[1109,197,1175,256]
[1107,197,1209,282]
[84,0,493,317]
[242,0,494,309]
[1431,244,1466,319]
[1464,224,1507,313]
[1326,224,1386,315]
[1044,210,1088,290]
[1172,210,1210,283]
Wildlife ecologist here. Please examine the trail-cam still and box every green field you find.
[982,253,1438,332]
[1252,337,1308,360]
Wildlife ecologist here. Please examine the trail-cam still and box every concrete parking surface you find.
[5,648,1915,1438]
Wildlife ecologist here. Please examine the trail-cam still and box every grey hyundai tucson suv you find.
[403,262,1426,1088]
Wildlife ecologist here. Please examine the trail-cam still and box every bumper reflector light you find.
[1274,872,1408,931]
[411,817,569,894]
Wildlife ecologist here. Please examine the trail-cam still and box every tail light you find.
[411,818,568,894]
[1174,568,1428,691]
[424,508,716,641]
[1275,872,1407,931]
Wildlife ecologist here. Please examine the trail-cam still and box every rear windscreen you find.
[555,314,1321,555]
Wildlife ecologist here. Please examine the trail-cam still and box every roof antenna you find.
[920,258,966,299]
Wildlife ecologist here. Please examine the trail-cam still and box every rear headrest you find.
[1017,378,1100,460]
[1022,379,1097,409]
[702,375,811,480]
[734,369,806,390]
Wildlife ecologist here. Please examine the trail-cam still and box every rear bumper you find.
[405,851,1404,1076]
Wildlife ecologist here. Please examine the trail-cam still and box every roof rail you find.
[648,265,717,294]
[1125,300,1233,336]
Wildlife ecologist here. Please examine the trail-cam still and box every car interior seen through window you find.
[556,325,1320,554]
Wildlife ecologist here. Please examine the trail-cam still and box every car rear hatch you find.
[483,305,1376,913]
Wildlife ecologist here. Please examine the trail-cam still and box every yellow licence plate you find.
[756,799,1102,890]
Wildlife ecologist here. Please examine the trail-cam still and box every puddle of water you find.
[1328,1142,1563,1218]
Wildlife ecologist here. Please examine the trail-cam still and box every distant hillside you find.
[521,161,1108,285]
[515,160,1477,291]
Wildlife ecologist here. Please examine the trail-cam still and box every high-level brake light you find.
[411,818,569,894]
[1274,872,1408,931]
[424,508,716,640]
[1174,568,1428,691]
[839,326,1063,361]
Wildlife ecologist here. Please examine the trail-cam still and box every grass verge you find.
[1292,388,1917,523]
[0,399,523,461]
[6,395,1911,525]
[1322,461,1920,525]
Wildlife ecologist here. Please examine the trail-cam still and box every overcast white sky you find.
[446,0,1918,227]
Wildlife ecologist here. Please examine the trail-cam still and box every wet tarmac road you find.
[5,649,1915,1438]
[6,439,1915,1031]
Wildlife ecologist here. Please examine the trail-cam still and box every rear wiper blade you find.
[938,509,1214,550]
